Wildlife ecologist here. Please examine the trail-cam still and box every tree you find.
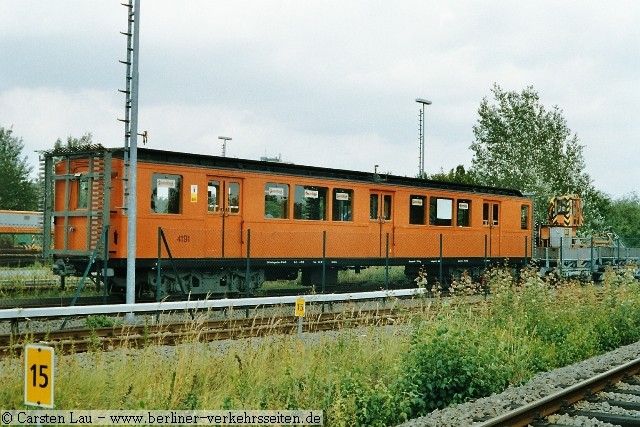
[604,192,640,245]
[469,84,599,226]
[0,126,38,210]
[579,187,611,235]
[54,132,94,150]
[428,165,479,185]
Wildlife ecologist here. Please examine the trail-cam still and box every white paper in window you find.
[437,199,452,220]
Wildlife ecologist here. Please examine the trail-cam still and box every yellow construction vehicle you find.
[536,194,639,280]
[538,194,583,248]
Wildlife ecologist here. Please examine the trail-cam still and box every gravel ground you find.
[398,340,640,427]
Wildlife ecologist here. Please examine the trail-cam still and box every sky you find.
[1,1,638,199]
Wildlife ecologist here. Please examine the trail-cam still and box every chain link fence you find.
[2,229,639,307]
[149,227,534,298]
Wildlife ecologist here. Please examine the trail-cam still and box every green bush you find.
[389,265,640,423]
[329,374,399,427]
[399,323,512,417]
[592,278,640,351]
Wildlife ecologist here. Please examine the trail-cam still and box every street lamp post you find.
[218,136,232,157]
[415,98,432,178]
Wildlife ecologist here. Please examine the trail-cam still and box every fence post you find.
[484,234,488,268]
[245,229,251,297]
[156,227,162,303]
[322,231,327,294]
[439,234,443,286]
[590,235,594,275]
[385,233,389,290]
[559,237,563,277]
[484,235,488,299]
[102,225,110,304]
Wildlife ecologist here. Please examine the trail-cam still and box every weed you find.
[85,315,115,329]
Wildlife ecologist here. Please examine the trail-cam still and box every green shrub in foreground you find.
[399,323,511,418]
[390,266,640,424]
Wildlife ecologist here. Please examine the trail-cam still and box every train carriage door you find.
[483,201,500,257]
[206,177,243,258]
[369,191,394,257]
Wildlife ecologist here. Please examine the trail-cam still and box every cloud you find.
[0,87,121,170]
[1,0,639,198]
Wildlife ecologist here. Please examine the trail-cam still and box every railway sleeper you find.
[564,409,640,427]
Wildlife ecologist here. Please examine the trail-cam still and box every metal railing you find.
[0,288,427,321]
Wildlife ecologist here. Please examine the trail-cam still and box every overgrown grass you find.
[1,267,640,426]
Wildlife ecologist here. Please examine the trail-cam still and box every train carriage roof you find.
[43,145,526,198]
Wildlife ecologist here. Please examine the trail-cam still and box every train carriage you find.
[41,145,533,299]
[0,210,44,267]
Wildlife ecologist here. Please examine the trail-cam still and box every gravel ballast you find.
[398,340,640,427]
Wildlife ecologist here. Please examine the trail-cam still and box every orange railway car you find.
[0,210,42,238]
[42,146,533,299]
[0,210,44,267]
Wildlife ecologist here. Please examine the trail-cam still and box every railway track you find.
[476,357,640,426]
[0,307,413,357]
[0,295,120,309]
[0,252,41,268]
[0,275,86,301]
[0,278,61,292]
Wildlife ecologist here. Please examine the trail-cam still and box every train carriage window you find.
[409,195,426,225]
[483,203,489,225]
[209,181,240,214]
[228,182,240,214]
[383,195,392,220]
[483,202,499,226]
[429,197,453,226]
[294,185,327,220]
[370,194,379,220]
[265,183,289,219]
[332,189,353,221]
[457,200,471,227]
[151,174,182,214]
[370,194,392,220]
[521,204,530,230]
[77,176,89,209]
[208,181,220,212]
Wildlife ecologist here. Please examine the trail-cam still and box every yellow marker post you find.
[295,297,305,337]
[24,344,54,408]
[295,298,306,317]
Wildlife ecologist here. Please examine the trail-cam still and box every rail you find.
[0,288,427,320]
[476,356,640,426]
[1,308,410,356]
